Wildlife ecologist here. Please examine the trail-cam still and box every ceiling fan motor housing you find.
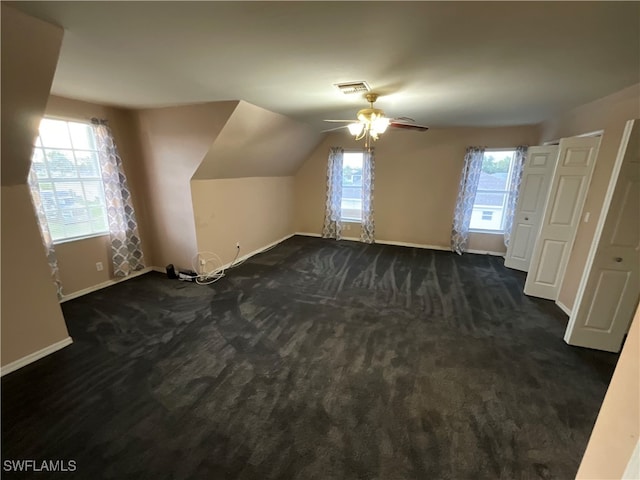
[364,93,380,104]
[357,108,386,123]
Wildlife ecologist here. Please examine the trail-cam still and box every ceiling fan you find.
[323,93,429,147]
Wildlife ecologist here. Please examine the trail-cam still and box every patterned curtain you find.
[360,147,375,243]
[322,147,344,240]
[503,145,528,247]
[451,146,485,255]
[92,118,145,277]
[28,170,64,299]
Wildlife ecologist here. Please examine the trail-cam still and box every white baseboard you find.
[67,236,295,292]
[294,232,505,257]
[295,232,362,243]
[60,233,502,302]
[60,266,155,303]
[1,336,73,377]
[556,300,572,317]
[466,248,506,257]
[187,233,297,280]
[376,238,450,251]
[225,233,295,268]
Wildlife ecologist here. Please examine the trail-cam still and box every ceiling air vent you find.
[333,81,371,95]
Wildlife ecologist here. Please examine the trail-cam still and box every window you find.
[341,151,363,221]
[469,149,517,232]
[31,118,109,242]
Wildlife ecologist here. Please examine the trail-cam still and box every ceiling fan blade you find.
[323,119,357,123]
[322,125,350,133]
[389,121,429,132]
[391,116,416,123]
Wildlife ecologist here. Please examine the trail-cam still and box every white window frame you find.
[340,150,364,222]
[31,117,110,244]
[469,148,517,234]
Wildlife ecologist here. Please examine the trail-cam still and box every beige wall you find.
[54,236,112,294]
[44,96,154,295]
[134,102,238,270]
[1,6,70,367]
[136,100,317,271]
[1,186,72,365]
[577,306,640,479]
[191,177,294,266]
[1,6,64,186]
[294,126,539,252]
[1,186,72,366]
[540,84,640,310]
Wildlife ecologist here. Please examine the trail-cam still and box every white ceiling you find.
[9,1,640,130]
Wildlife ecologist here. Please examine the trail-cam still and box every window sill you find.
[341,219,361,223]
[469,229,504,235]
[53,232,109,245]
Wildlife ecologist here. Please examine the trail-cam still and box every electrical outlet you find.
[96,262,104,271]
[199,258,206,266]
[344,224,351,231]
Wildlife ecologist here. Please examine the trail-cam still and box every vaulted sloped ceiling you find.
[193,101,321,180]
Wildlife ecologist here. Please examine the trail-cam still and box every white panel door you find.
[505,146,559,272]
[565,120,639,352]
[524,136,601,300]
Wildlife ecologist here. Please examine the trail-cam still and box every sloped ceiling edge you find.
[193,100,322,180]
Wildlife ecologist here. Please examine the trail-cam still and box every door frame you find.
[543,129,604,146]
[564,119,636,342]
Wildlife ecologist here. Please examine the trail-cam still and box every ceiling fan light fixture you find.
[348,122,365,136]
[325,90,427,146]
[372,117,390,134]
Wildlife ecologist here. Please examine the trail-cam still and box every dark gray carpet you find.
[2,236,618,479]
